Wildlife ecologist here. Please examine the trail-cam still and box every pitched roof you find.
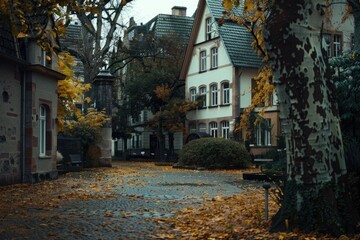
[180,0,262,80]
[207,0,262,68]
[146,14,194,41]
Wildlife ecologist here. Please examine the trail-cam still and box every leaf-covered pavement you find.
[0,161,359,239]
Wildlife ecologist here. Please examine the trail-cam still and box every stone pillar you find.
[92,70,115,167]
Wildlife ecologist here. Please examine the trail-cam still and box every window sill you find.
[199,70,207,73]
[210,67,218,70]
[208,105,218,109]
[220,104,230,107]
[197,106,207,110]
[39,155,52,159]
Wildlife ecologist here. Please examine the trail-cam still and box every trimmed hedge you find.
[178,138,251,169]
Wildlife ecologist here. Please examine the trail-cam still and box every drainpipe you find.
[20,38,28,183]
[20,68,26,183]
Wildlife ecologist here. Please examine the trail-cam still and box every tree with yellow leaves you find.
[223,0,358,235]
[57,51,91,132]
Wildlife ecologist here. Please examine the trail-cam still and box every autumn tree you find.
[60,0,133,97]
[223,0,358,235]
[113,33,193,160]
[57,51,91,132]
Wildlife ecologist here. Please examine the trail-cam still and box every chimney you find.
[172,6,187,16]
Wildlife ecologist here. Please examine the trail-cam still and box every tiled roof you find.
[145,14,194,42]
[207,0,262,68]
[0,19,18,58]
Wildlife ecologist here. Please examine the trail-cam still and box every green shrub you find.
[178,138,251,169]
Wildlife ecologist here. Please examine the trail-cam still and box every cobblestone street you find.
[0,161,257,240]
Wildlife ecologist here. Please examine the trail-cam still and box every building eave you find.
[25,64,66,80]
[179,0,206,81]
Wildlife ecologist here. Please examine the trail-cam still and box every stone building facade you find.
[0,18,64,185]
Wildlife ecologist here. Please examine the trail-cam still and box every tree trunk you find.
[265,0,357,234]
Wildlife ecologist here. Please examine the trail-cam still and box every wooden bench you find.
[254,158,273,162]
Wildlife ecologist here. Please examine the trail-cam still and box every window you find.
[323,33,342,57]
[221,121,230,139]
[211,47,218,69]
[190,88,197,102]
[222,82,230,105]
[199,86,207,107]
[189,124,197,133]
[210,84,218,106]
[39,105,47,156]
[255,119,271,146]
[199,123,206,133]
[206,17,212,40]
[2,91,9,103]
[209,122,218,138]
[200,50,206,72]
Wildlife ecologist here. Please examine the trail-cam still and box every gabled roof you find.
[145,13,194,41]
[180,0,262,80]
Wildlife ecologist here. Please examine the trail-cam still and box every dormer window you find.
[206,17,213,40]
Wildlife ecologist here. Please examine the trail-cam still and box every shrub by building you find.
[178,138,251,169]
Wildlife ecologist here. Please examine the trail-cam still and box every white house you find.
[180,0,354,156]
[180,0,280,155]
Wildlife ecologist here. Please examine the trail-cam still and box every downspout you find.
[20,38,28,183]
[20,67,26,183]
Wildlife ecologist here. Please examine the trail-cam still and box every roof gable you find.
[180,0,262,80]
[146,14,194,41]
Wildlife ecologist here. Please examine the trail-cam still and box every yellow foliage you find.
[223,0,274,139]
[154,84,172,102]
[57,52,91,132]
[65,108,110,132]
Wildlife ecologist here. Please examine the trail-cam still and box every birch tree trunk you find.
[265,0,357,234]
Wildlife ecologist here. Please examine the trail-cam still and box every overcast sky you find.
[123,0,198,25]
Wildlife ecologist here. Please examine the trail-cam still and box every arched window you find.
[190,88,197,102]
[221,82,230,105]
[210,84,218,106]
[199,123,206,133]
[2,91,9,103]
[199,86,207,107]
[221,121,230,139]
[209,122,218,138]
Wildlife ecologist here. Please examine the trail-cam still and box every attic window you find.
[206,17,213,40]
[2,91,9,103]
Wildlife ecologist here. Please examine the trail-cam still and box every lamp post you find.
[263,182,271,221]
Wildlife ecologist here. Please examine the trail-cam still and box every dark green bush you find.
[178,138,251,169]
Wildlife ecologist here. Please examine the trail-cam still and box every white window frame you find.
[222,82,230,105]
[333,34,341,57]
[199,86,207,107]
[211,47,218,69]
[323,33,342,57]
[210,84,218,106]
[190,88,196,102]
[206,17,212,40]
[256,119,271,146]
[209,122,218,138]
[200,50,206,72]
[221,121,230,139]
[39,105,47,156]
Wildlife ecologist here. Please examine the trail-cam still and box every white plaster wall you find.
[325,2,354,51]
[239,69,258,108]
